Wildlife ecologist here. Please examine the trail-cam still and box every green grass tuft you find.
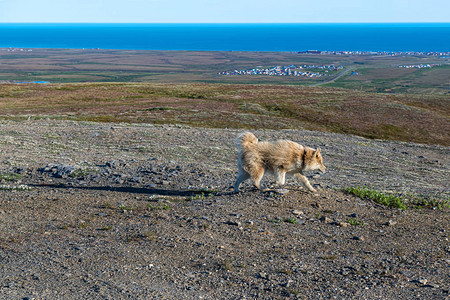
[343,186,407,210]
[147,203,170,211]
[0,172,22,182]
[347,218,364,226]
[343,186,449,210]
[283,217,299,224]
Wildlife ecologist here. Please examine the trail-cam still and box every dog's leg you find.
[294,173,317,193]
[274,168,286,185]
[250,166,265,190]
[234,171,250,192]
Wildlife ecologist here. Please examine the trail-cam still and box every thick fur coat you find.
[234,132,326,192]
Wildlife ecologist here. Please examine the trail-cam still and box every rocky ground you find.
[0,119,448,299]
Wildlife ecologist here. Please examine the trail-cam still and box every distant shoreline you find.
[0,23,449,52]
[2,47,449,57]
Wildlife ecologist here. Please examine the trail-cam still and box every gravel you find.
[0,119,448,299]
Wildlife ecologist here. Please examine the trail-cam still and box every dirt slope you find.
[0,120,448,299]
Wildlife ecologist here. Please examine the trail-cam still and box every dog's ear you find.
[315,148,321,156]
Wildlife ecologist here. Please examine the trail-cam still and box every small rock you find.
[15,167,26,174]
[418,278,428,285]
[349,213,358,218]
[129,177,141,183]
[105,160,117,168]
[292,210,304,216]
[320,216,332,223]
[259,230,272,235]
[284,279,294,288]
[273,188,290,195]
[386,220,397,226]
[230,213,242,218]
[335,222,348,227]
[54,164,76,178]
[224,220,241,226]
[353,236,365,241]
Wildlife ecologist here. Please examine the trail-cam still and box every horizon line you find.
[1,22,449,24]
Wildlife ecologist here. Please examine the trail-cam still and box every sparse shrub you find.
[343,186,407,210]
[409,195,450,210]
[0,172,22,182]
[187,190,217,201]
[347,218,364,226]
[222,260,233,271]
[343,186,449,210]
[119,204,136,211]
[147,203,170,211]
[69,168,96,178]
[268,218,282,223]
[283,217,299,224]
[127,231,157,243]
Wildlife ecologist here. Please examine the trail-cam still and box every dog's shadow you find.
[30,183,235,197]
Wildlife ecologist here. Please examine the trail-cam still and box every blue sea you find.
[0,23,449,52]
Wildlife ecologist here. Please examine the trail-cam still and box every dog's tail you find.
[235,132,258,151]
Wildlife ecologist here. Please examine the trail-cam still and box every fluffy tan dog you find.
[234,132,326,193]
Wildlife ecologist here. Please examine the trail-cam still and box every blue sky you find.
[1,0,449,23]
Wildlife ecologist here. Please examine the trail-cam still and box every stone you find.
[225,220,241,226]
[54,164,76,178]
[292,210,304,216]
[418,278,428,285]
[273,188,290,195]
[386,220,397,226]
[284,279,294,288]
[334,222,348,227]
[320,216,332,223]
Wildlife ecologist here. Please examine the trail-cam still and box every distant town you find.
[300,50,450,57]
[219,64,344,78]
[397,63,440,69]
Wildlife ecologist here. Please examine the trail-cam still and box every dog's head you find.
[306,148,326,173]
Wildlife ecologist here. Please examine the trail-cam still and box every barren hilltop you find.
[0,119,448,299]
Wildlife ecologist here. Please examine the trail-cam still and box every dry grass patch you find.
[1,82,448,145]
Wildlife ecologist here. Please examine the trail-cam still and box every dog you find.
[233,132,326,193]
